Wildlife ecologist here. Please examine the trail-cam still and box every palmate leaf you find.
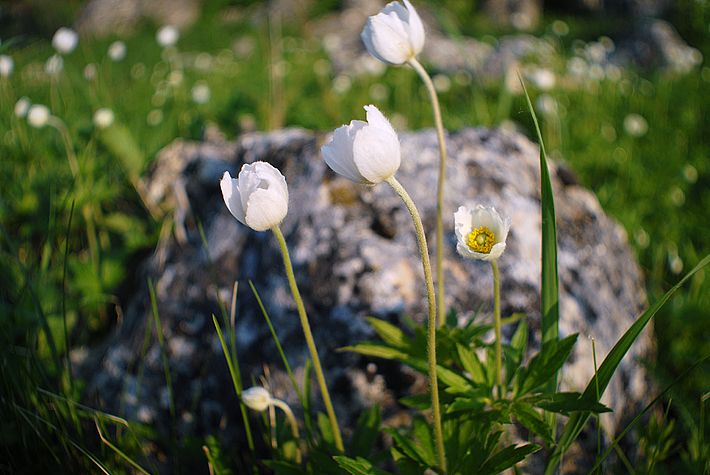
[516,334,578,396]
[333,456,394,475]
[474,443,541,475]
[544,254,710,475]
[366,317,410,349]
[512,403,554,444]
[349,405,381,458]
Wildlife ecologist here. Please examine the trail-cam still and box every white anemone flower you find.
[361,0,425,65]
[0,55,13,77]
[240,387,272,412]
[14,97,31,118]
[108,41,127,61]
[156,26,179,47]
[191,82,211,104]
[52,27,78,54]
[27,104,50,128]
[321,104,401,185]
[454,205,511,261]
[220,161,289,232]
[93,108,115,129]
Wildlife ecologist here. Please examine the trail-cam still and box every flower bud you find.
[361,0,425,65]
[241,387,272,412]
[221,161,289,231]
[321,104,401,185]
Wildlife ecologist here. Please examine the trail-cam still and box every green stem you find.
[272,398,302,464]
[385,176,446,473]
[271,225,344,453]
[408,57,448,329]
[491,260,502,398]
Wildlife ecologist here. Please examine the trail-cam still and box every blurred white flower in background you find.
[27,104,50,128]
[14,97,31,118]
[45,55,64,76]
[551,20,569,36]
[191,82,211,104]
[623,113,648,137]
[527,68,556,91]
[535,94,557,116]
[168,70,183,87]
[83,63,98,80]
[52,27,78,54]
[156,26,179,48]
[108,41,127,61]
[361,0,425,66]
[332,75,352,94]
[567,57,587,77]
[147,109,164,126]
[93,108,115,129]
[432,74,451,93]
[0,54,13,77]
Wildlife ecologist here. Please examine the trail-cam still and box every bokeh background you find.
[0,0,708,472]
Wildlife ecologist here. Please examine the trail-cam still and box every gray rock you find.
[81,126,650,459]
[76,0,201,36]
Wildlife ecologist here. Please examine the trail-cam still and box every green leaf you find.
[520,76,560,417]
[437,365,474,394]
[366,317,409,348]
[412,417,437,467]
[349,405,381,458]
[318,412,335,448]
[532,392,611,415]
[512,403,554,444]
[340,343,409,361]
[399,394,431,410]
[510,319,529,356]
[456,344,487,384]
[333,456,394,475]
[476,443,541,475]
[518,334,578,395]
[544,254,710,475]
[263,461,303,475]
[384,429,428,467]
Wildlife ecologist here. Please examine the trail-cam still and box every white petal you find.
[322,122,369,183]
[363,14,411,64]
[245,187,288,231]
[220,171,247,224]
[352,108,400,183]
[403,0,425,54]
[489,242,507,260]
[453,206,472,243]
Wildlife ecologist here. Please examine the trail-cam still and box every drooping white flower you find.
[321,104,400,185]
[156,26,179,47]
[52,27,78,54]
[14,97,31,118]
[27,104,50,128]
[241,387,272,412]
[361,0,425,65]
[454,205,511,261]
[220,162,289,232]
[93,108,114,129]
[0,55,13,77]
[45,54,64,76]
[108,41,127,61]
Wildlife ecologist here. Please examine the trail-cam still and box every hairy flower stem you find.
[491,260,502,398]
[272,225,344,453]
[271,398,302,464]
[386,176,446,473]
[408,57,448,329]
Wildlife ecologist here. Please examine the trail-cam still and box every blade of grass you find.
[588,354,709,473]
[147,278,175,419]
[212,314,255,450]
[95,418,151,475]
[520,74,560,433]
[249,280,302,402]
[61,199,75,391]
[545,254,710,475]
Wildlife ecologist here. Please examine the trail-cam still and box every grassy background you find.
[0,0,708,472]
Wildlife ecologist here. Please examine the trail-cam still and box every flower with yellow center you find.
[454,204,510,261]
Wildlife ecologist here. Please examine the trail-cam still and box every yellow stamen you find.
[466,226,496,253]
